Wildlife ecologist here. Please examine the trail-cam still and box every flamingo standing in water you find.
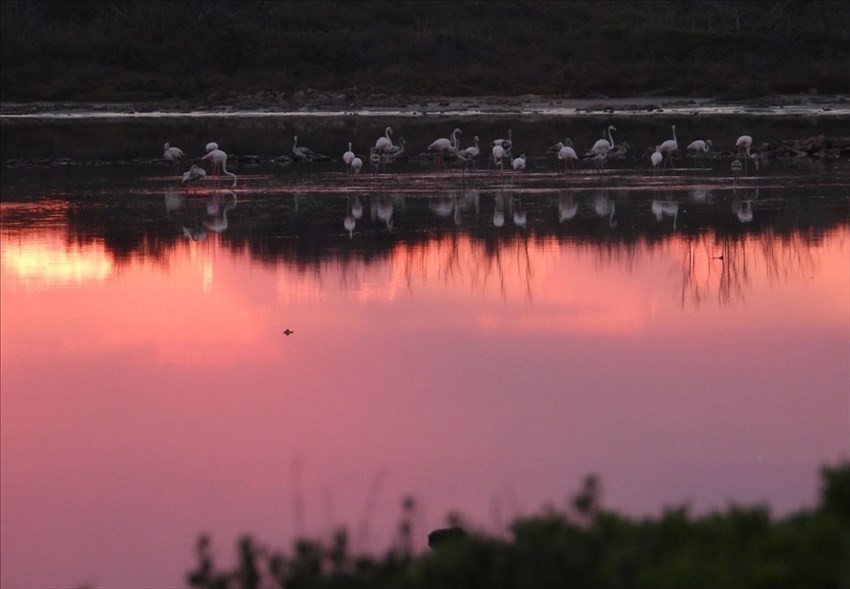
[587,125,616,171]
[180,164,206,190]
[659,125,678,168]
[202,148,237,187]
[343,142,355,173]
[552,139,578,171]
[163,142,185,171]
[492,144,506,171]
[651,146,663,173]
[293,136,325,163]
[428,128,462,169]
[736,135,753,158]
[512,153,526,172]
[687,139,712,167]
[457,135,480,169]
[374,126,394,172]
[351,156,363,175]
[492,129,513,157]
[736,134,755,173]
[386,137,406,161]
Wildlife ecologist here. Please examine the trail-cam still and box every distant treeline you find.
[2,0,850,102]
[186,463,850,589]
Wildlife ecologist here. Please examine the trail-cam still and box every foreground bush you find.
[187,463,850,589]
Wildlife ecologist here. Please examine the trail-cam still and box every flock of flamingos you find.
[164,125,758,189]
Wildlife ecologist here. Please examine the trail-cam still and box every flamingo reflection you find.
[182,225,207,242]
[558,192,578,222]
[493,189,512,228]
[733,200,754,223]
[164,190,185,213]
[344,196,361,238]
[371,193,398,230]
[689,187,711,202]
[204,192,237,233]
[512,196,527,228]
[351,195,363,220]
[651,198,679,230]
[592,190,617,228]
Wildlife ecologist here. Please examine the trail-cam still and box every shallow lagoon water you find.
[2,113,849,588]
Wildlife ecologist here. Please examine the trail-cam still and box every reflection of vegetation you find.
[186,463,850,589]
[3,185,847,304]
[2,1,848,101]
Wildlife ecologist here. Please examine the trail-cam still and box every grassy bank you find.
[185,463,850,589]
[2,1,849,103]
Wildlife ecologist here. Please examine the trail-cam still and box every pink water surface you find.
[2,226,848,588]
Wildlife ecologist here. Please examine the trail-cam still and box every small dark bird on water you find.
[283,329,294,336]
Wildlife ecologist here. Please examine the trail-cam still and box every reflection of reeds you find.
[677,230,821,309]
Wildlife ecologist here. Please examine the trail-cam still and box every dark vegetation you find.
[2,1,850,103]
[186,463,850,589]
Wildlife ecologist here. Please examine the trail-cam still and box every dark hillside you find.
[1,1,849,102]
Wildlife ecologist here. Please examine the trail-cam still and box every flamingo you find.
[181,164,206,188]
[386,137,406,161]
[374,126,393,171]
[492,129,512,157]
[202,149,237,187]
[343,142,355,173]
[552,139,578,171]
[736,134,754,173]
[608,141,630,158]
[512,153,526,172]
[659,125,678,168]
[587,125,616,171]
[735,135,753,157]
[163,142,185,169]
[293,136,325,163]
[428,128,462,169]
[687,139,712,154]
[492,144,506,171]
[457,135,480,168]
[687,139,712,167]
[351,156,363,175]
[651,146,663,172]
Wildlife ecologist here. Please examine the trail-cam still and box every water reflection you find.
[2,171,848,589]
[592,190,617,228]
[204,192,238,233]
[558,192,578,222]
[651,197,679,230]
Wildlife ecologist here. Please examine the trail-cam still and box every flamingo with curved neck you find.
[659,125,678,167]
[428,127,462,169]
[202,149,237,188]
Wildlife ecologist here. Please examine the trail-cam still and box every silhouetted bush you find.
[186,463,850,589]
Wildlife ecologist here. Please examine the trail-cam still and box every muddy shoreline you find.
[2,93,849,117]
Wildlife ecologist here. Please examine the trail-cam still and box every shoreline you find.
[2,94,849,118]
